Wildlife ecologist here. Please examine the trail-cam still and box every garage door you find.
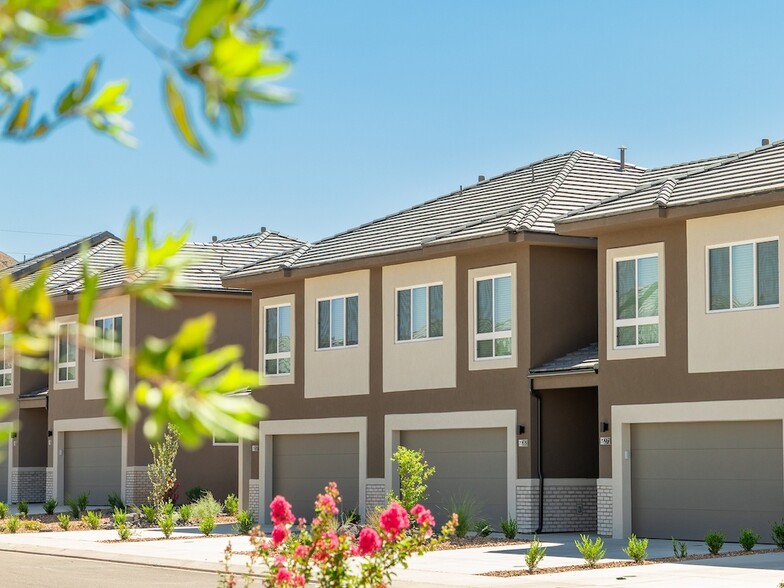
[0,444,7,503]
[64,430,121,504]
[273,433,359,519]
[400,428,507,524]
[632,421,783,540]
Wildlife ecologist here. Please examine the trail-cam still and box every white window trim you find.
[56,322,78,383]
[705,236,780,314]
[212,433,239,447]
[394,282,444,344]
[473,273,513,361]
[0,332,11,389]
[613,254,660,350]
[315,294,360,351]
[263,303,292,377]
[93,315,123,361]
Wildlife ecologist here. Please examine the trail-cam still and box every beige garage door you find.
[400,428,507,524]
[273,433,359,519]
[0,446,7,503]
[64,430,121,505]
[632,421,783,540]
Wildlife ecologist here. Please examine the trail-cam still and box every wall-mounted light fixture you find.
[517,424,525,435]
[47,431,53,437]
[10,432,16,439]
[600,422,609,433]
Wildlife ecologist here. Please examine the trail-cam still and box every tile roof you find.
[529,342,599,375]
[0,252,15,270]
[226,151,645,279]
[558,142,784,225]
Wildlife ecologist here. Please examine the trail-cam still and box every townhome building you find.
[222,150,721,531]
[0,228,302,507]
[557,139,784,541]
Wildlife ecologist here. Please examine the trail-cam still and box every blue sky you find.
[3,1,784,259]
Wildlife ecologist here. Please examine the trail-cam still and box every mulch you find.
[102,533,235,543]
[435,537,529,551]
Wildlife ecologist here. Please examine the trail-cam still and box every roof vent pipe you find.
[618,145,627,172]
[260,226,267,233]
[212,235,218,242]
[478,175,486,183]
[762,138,770,146]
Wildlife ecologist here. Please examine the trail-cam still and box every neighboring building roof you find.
[227,151,645,279]
[0,252,16,270]
[559,141,784,225]
[4,229,304,296]
[529,342,599,375]
[19,387,48,400]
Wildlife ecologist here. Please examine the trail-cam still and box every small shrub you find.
[159,513,175,538]
[112,507,127,528]
[447,494,478,539]
[23,520,41,532]
[43,499,58,515]
[116,523,131,540]
[7,516,20,533]
[178,504,191,523]
[672,537,688,558]
[77,492,89,513]
[82,511,102,530]
[108,492,125,513]
[223,493,239,516]
[199,515,215,536]
[739,528,760,551]
[65,497,81,519]
[575,534,606,567]
[500,516,518,540]
[186,486,206,503]
[190,492,222,522]
[235,510,254,535]
[388,446,435,512]
[0,502,7,518]
[159,500,176,518]
[140,504,157,525]
[147,424,180,510]
[772,518,784,549]
[705,530,725,555]
[474,519,493,538]
[16,501,28,517]
[57,513,70,531]
[525,536,547,572]
[341,508,360,525]
[623,534,648,562]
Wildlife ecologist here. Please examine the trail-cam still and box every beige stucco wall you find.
[304,270,370,398]
[467,263,517,371]
[85,296,131,401]
[687,206,784,373]
[382,257,456,392]
[259,294,295,386]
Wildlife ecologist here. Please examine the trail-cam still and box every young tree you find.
[389,446,435,513]
[148,423,180,509]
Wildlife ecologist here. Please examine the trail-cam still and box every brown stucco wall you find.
[18,407,47,468]
[539,387,598,479]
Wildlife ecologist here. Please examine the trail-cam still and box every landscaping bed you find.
[0,512,238,534]
[435,536,529,551]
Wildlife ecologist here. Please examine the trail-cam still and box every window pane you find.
[429,285,443,337]
[58,367,68,381]
[265,308,278,354]
[616,260,636,319]
[68,366,75,380]
[411,287,427,339]
[637,257,658,317]
[278,358,291,375]
[346,296,359,346]
[265,359,277,375]
[757,240,779,306]
[330,298,345,347]
[494,276,512,332]
[709,247,730,310]
[476,339,493,358]
[638,324,659,345]
[278,305,291,352]
[317,300,330,348]
[731,243,754,307]
[476,279,493,334]
[397,290,411,341]
[616,326,636,347]
[495,337,512,357]
[66,324,76,362]
[113,317,123,357]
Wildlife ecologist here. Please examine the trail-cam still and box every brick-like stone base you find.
[125,467,152,506]
[597,479,613,536]
[516,480,597,533]
[249,479,259,523]
[516,484,539,532]
[45,468,54,501]
[364,479,386,520]
[10,468,46,503]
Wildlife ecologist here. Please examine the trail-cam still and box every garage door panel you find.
[0,452,6,503]
[634,478,782,511]
[274,454,358,480]
[633,448,783,481]
[633,422,781,450]
[64,430,121,504]
[421,453,505,479]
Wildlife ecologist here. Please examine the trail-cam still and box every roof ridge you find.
[423,203,529,245]
[513,151,583,232]
[281,243,312,269]
[653,178,678,207]
[46,238,116,286]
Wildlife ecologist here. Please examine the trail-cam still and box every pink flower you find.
[379,502,410,539]
[271,524,289,546]
[270,496,295,526]
[293,575,306,586]
[294,544,309,559]
[273,555,287,567]
[316,493,338,516]
[275,568,293,585]
[410,504,435,528]
[357,527,382,556]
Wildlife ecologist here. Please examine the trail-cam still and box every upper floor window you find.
[708,239,779,311]
[0,332,12,387]
[317,295,358,349]
[213,432,239,446]
[94,316,123,360]
[475,275,512,359]
[57,322,78,382]
[396,284,443,341]
[264,304,291,375]
[615,255,659,348]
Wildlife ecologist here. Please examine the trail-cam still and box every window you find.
[615,255,659,348]
[213,432,239,446]
[396,284,443,341]
[0,332,11,387]
[57,322,78,382]
[317,295,359,349]
[264,304,291,375]
[475,275,512,359]
[708,239,779,311]
[94,316,123,360]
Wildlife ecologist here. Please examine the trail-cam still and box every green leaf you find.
[163,75,207,156]
[124,214,139,268]
[77,59,100,101]
[5,94,33,135]
[91,80,130,113]
[57,85,79,115]
[227,101,244,135]
[183,0,230,49]
[172,314,214,354]
[31,118,48,138]
[78,271,98,324]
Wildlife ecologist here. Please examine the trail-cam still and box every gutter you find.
[528,366,598,378]
[530,379,543,534]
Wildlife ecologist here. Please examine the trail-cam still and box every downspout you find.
[530,380,543,534]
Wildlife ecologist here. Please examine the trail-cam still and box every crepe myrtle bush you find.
[219,482,457,588]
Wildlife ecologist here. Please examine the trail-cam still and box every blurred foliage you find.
[0,0,291,156]
[0,212,267,449]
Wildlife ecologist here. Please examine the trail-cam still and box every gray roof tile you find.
[529,342,599,374]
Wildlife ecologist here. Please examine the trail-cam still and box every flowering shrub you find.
[220,482,456,587]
